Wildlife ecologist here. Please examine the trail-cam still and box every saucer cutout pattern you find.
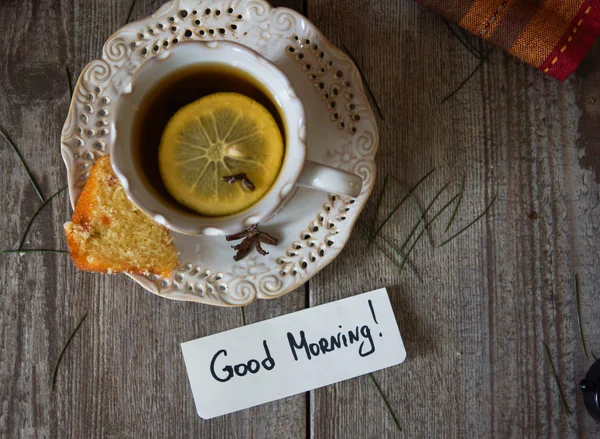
[61,0,379,306]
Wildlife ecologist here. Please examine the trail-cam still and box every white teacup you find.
[111,41,362,236]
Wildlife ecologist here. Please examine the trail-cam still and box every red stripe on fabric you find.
[540,0,600,80]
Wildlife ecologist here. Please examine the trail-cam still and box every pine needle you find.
[400,183,450,252]
[240,307,246,326]
[63,67,73,154]
[391,176,432,247]
[375,231,422,281]
[373,168,435,237]
[368,373,402,431]
[357,222,421,282]
[542,342,571,414]
[574,274,588,359]
[440,16,489,105]
[125,0,137,24]
[445,175,465,233]
[458,27,483,55]
[442,18,481,60]
[65,66,72,101]
[441,58,485,104]
[369,174,390,240]
[341,44,384,120]
[18,185,68,250]
[438,194,497,247]
[400,229,426,273]
[400,193,460,272]
[51,313,87,391]
[2,249,69,254]
[0,126,44,202]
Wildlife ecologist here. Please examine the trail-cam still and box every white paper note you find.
[181,288,406,419]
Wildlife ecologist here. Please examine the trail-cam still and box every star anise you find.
[226,225,278,261]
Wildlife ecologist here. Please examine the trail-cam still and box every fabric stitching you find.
[480,0,510,36]
[544,5,592,73]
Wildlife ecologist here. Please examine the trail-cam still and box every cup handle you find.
[296,161,363,198]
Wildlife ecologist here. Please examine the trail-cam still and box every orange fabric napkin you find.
[417,0,600,80]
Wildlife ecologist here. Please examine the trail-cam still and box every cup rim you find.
[110,40,306,236]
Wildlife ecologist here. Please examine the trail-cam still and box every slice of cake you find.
[64,155,179,277]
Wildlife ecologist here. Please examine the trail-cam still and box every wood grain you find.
[1,0,600,437]
[308,1,600,438]
[0,1,306,438]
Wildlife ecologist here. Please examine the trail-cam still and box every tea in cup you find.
[111,41,362,236]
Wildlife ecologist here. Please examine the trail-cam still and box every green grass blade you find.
[368,373,402,432]
[51,313,87,391]
[543,342,571,414]
[445,175,465,233]
[399,183,449,252]
[574,274,589,359]
[18,185,68,250]
[0,126,44,202]
[438,194,497,248]
[373,168,435,237]
[341,45,384,120]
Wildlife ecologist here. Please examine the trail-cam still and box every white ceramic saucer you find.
[61,0,379,306]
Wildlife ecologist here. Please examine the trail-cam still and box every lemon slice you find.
[158,93,284,216]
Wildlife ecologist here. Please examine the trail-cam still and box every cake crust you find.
[65,156,179,277]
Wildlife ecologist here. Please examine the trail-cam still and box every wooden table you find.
[2,0,600,437]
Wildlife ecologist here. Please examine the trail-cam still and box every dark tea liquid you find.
[132,64,285,211]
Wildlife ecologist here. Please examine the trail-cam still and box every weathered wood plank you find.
[0,0,306,438]
[3,0,600,437]
[308,0,600,437]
